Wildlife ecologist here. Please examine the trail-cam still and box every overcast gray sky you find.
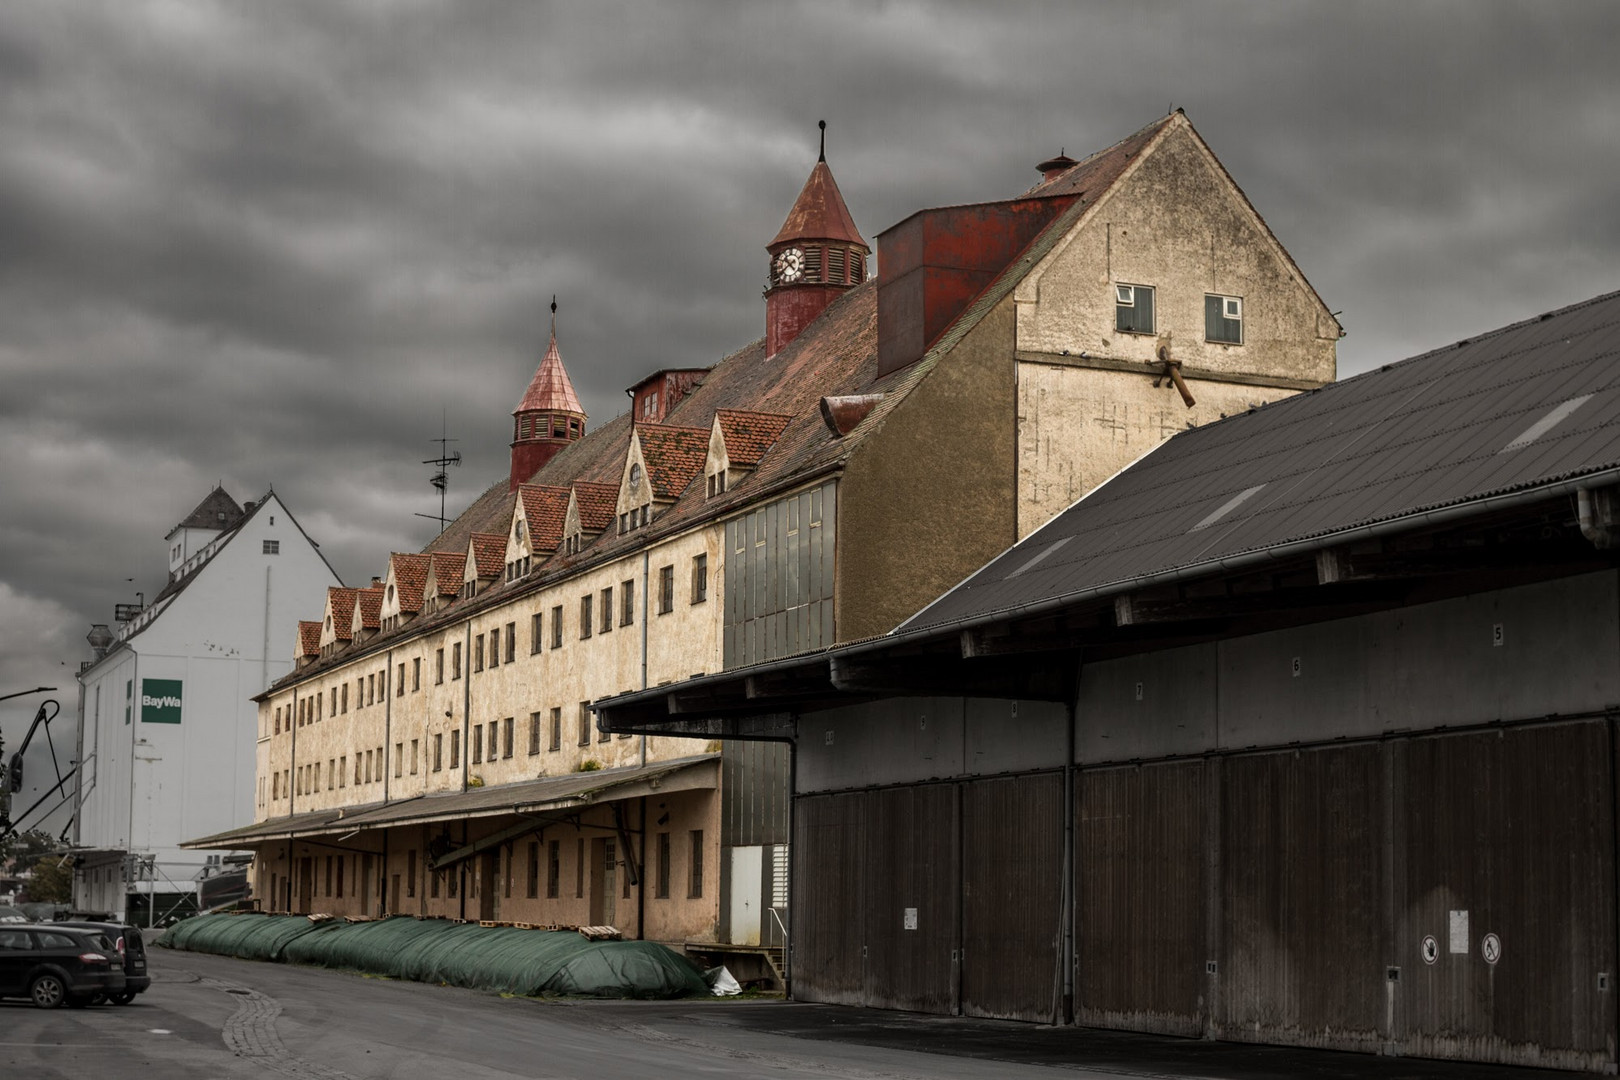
[3,1,1618,821]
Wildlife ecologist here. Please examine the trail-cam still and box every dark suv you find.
[54,922,150,1004]
[0,925,126,1008]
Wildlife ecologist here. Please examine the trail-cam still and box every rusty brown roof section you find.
[354,586,384,630]
[769,159,868,249]
[297,620,322,657]
[468,532,505,578]
[426,551,466,598]
[637,424,710,501]
[716,409,792,467]
[326,587,357,641]
[1023,113,1175,199]
[572,481,618,533]
[514,330,585,416]
[518,484,571,552]
[389,553,430,613]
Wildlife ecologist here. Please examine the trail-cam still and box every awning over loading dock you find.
[181,753,719,850]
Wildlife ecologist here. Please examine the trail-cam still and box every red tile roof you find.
[518,484,571,553]
[637,425,710,501]
[389,553,430,613]
[514,330,585,416]
[354,587,384,630]
[297,620,322,657]
[770,158,868,249]
[468,532,505,579]
[326,587,357,641]
[716,409,792,468]
[1024,113,1175,200]
[571,482,618,533]
[426,551,466,598]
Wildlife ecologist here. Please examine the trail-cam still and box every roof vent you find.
[820,394,885,436]
[1036,150,1077,181]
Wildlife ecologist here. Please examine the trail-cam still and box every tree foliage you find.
[26,854,73,904]
[0,828,56,873]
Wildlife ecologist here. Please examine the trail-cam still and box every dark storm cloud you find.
[3,1,1620,788]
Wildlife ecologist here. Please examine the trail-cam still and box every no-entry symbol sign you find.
[1421,935,1439,965]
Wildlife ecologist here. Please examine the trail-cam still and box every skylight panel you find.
[1189,484,1266,532]
[1498,394,1594,453]
[1004,535,1073,579]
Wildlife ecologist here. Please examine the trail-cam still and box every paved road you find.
[0,945,1583,1079]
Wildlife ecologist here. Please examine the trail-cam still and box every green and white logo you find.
[141,679,183,724]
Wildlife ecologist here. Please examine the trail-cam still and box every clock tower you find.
[765,121,869,357]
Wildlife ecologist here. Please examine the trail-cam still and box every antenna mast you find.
[415,412,461,534]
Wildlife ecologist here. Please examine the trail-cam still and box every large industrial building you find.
[601,289,1620,1071]
[74,488,339,921]
[189,111,1341,979]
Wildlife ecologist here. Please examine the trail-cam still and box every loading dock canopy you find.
[596,289,1620,739]
[181,754,718,850]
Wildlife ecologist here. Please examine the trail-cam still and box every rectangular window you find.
[575,838,585,898]
[412,657,420,691]
[330,687,337,714]
[504,622,516,663]
[338,755,346,787]
[433,734,442,772]
[364,750,372,783]
[436,648,445,684]
[577,702,591,746]
[489,628,500,667]
[688,830,704,898]
[407,850,417,898]
[691,553,708,604]
[431,868,440,899]
[528,712,541,755]
[551,606,564,649]
[474,634,485,672]
[1115,282,1155,334]
[450,730,461,769]
[531,613,542,654]
[656,832,670,899]
[263,540,280,554]
[549,707,561,751]
[490,720,501,760]
[336,858,345,898]
[473,725,483,764]
[356,677,364,708]
[354,755,362,786]
[394,743,403,778]
[410,738,419,775]
[579,595,593,639]
[341,683,348,713]
[367,673,375,705]
[397,662,406,696]
[599,587,613,633]
[547,840,561,899]
[658,565,674,614]
[448,866,458,898]
[598,705,610,744]
[325,855,333,897]
[452,642,462,679]
[527,841,539,898]
[621,580,635,626]
[1206,293,1243,344]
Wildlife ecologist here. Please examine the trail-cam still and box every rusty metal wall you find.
[724,480,837,669]
[861,783,959,1013]
[1077,760,1208,1035]
[962,772,1065,1022]
[791,791,866,1005]
[1395,721,1616,1071]
[1217,744,1385,1052]
[721,739,790,847]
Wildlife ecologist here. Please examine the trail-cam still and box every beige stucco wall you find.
[1015,363,1298,537]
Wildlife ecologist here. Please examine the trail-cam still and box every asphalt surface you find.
[0,945,1590,1079]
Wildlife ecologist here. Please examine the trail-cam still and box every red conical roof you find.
[769,159,868,250]
[514,329,584,416]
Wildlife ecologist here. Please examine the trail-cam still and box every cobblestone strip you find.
[206,977,357,1080]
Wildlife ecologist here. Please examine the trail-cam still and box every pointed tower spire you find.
[764,121,869,357]
[510,297,587,490]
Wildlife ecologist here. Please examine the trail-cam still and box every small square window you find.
[1206,293,1243,345]
[263,540,280,555]
[1116,282,1155,334]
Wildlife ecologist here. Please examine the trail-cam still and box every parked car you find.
[54,922,150,1004]
[0,906,27,924]
[0,925,126,1008]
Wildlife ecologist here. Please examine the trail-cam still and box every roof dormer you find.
[562,482,617,555]
[615,425,708,535]
[295,620,321,668]
[422,551,466,614]
[706,409,791,498]
[464,533,504,598]
[351,584,384,645]
[379,553,428,632]
[506,484,570,581]
[318,587,358,656]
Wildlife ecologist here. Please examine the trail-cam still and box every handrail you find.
[767,906,789,979]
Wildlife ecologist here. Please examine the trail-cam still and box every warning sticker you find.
[1448,910,1469,954]
[1482,933,1501,965]
[903,907,918,931]
[1421,935,1439,965]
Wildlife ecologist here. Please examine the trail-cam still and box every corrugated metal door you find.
[1219,743,1384,1051]
[792,792,866,1004]
[1396,721,1616,1071]
[1077,760,1207,1035]
[862,783,959,1013]
[962,772,1064,1021]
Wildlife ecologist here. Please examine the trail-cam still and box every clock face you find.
[772,247,805,285]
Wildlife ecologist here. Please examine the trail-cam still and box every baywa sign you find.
[141,679,183,724]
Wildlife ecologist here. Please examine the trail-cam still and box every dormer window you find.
[515,519,526,542]
[707,472,727,498]
[1116,283,1155,334]
[629,463,642,488]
